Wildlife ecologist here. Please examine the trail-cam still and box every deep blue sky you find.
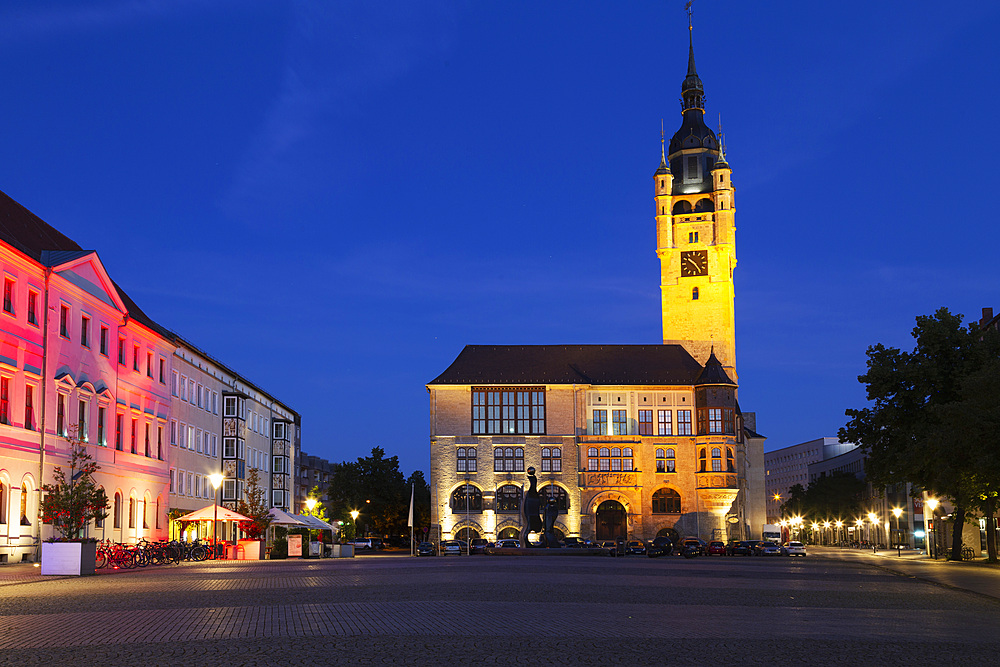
[1,1,998,477]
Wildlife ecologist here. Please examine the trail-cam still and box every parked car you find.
[495,538,521,549]
[349,538,383,551]
[626,540,647,555]
[707,540,727,556]
[416,542,435,556]
[729,541,753,556]
[563,537,587,548]
[469,538,492,554]
[754,541,783,556]
[681,538,706,556]
[744,540,763,555]
[441,540,467,556]
[782,541,807,557]
[647,535,673,557]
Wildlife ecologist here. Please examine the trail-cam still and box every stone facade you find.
[427,20,767,547]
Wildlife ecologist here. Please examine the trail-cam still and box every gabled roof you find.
[428,344,705,386]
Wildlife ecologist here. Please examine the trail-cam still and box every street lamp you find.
[350,509,359,540]
[305,497,317,513]
[835,520,843,546]
[892,507,903,556]
[925,498,939,559]
[209,473,224,556]
[855,518,864,547]
[867,512,879,553]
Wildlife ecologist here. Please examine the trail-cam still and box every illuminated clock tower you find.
[655,18,737,378]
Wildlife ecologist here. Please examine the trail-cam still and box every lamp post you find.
[350,509,359,542]
[925,498,938,559]
[209,473,224,557]
[892,507,903,556]
[305,498,317,558]
[855,518,864,547]
[867,512,879,553]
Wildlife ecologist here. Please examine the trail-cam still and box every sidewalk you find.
[811,545,1000,600]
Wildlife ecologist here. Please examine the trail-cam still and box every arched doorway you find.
[455,526,480,543]
[595,500,626,541]
[497,526,520,540]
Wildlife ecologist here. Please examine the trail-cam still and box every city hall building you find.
[428,21,766,545]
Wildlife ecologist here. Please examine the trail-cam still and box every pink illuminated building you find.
[0,189,298,563]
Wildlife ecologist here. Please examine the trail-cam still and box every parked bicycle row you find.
[95,538,227,569]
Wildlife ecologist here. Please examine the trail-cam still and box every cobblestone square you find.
[2,550,999,665]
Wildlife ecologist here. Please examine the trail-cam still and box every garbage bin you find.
[309,541,323,557]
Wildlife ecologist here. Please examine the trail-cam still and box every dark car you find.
[469,538,491,554]
[730,541,753,556]
[745,540,763,555]
[681,538,706,556]
[563,537,587,548]
[647,535,673,557]
[626,540,647,555]
[416,542,435,556]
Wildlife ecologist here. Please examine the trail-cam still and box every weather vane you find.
[718,114,727,161]
[686,0,695,30]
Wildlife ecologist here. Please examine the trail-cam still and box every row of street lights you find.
[778,507,909,555]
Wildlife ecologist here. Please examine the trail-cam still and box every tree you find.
[236,467,273,540]
[326,447,407,536]
[840,308,1000,560]
[41,431,109,541]
[778,484,807,519]
[803,471,866,521]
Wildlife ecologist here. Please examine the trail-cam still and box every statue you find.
[519,467,542,547]
[543,496,560,548]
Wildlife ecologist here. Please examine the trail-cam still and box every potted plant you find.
[40,433,109,575]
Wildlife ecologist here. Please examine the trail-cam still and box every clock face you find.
[680,250,708,277]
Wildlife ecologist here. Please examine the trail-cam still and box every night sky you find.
[1,1,997,478]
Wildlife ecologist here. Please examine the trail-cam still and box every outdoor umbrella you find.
[176,505,252,523]
[267,508,307,526]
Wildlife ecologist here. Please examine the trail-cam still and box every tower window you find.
[689,231,699,243]
[692,287,699,300]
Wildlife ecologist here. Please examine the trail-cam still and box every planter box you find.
[237,539,264,560]
[331,544,354,558]
[41,541,97,576]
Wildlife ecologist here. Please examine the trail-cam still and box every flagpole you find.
[408,482,415,556]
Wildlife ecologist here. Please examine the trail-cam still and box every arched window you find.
[711,448,722,472]
[692,287,699,300]
[455,526,480,543]
[665,448,676,472]
[457,447,477,472]
[539,485,569,513]
[693,198,715,213]
[652,488,681,514]
[727,448,735,472]
[493,447,524,472]
[128,497,136,529]
[20,483,30,526]
[672,200,692,215]
[655,448,665,472]
[450,485,482,513]
[113,492,122,529]
[496,484,521,513]
[541,447,561,472]
[154,498,160,530]
[699,449,706,472]
[0,482,5,525]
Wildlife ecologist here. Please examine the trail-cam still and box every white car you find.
[783,541,807,556]
[441,540,467,555]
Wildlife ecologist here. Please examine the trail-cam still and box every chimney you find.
[743,411,756,432]
[983,307,995,330]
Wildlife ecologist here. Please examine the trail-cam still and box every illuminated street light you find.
[892,507,903,556]
[925,498,939,559]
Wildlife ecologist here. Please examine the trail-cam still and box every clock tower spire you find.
[656,7,737,378]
